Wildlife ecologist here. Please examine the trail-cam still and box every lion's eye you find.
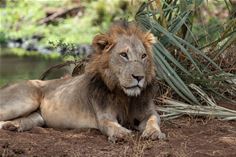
[120,52,128,60]
[141,54,147,59]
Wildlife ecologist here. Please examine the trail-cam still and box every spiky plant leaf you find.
[134,1,236,120]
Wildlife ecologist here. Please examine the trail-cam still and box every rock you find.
[21,39,38,51]
[77,44,93,56]
[37,45,53,54]
[7,38,24,48]
[6,36,94,57]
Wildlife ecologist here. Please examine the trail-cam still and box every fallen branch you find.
[38,5,83,25]
[39,60,79,80]
[39,57,90,80]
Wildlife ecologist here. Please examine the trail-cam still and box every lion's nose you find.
[132,74,144,82]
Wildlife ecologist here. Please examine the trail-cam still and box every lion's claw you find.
[108,136,118,143]
[108,128,132,143]
[141,128,166,140]
[158,132,166,140]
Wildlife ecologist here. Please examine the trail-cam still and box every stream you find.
[0,51,63,86]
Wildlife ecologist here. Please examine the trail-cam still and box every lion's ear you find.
[144,32,156,45]
[92,34,113,53]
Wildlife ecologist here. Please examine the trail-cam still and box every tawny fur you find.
[0,21,165,142]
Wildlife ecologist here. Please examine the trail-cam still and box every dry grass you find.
[121,134,154,157]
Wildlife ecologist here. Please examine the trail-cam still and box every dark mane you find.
[87,73,156,110]
[87,74,113,109]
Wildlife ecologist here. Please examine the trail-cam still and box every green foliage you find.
[89,0,131,26]
[0,1,45,39]
[135,0,236,120]
[0,0,102,45]
[0,0,132,46]
[0,31,7,44]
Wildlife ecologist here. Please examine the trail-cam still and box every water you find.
[0,56,64,86]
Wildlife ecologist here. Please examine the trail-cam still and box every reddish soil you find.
[0,117,235,157]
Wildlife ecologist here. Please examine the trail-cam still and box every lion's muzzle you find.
[118,61,146,96]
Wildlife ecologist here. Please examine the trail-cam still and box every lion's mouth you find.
[123,85,141,90]
[122,85,142,96]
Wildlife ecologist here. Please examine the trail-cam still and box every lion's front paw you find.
[108,127,132,143]
[141,127,166,140]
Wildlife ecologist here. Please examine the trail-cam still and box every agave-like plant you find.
[134,0,236,120]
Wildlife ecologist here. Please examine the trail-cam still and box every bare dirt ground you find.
[0,117,236,157]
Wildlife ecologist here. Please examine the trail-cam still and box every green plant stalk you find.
[154,45,200,104]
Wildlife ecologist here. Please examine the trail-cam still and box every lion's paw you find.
[157,132,166,140]
[108,136,119,143]
[141,127,166,140]
[108,127,132,143]
[1,121,20,132]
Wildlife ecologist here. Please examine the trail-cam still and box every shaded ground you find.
[0,117,236,157]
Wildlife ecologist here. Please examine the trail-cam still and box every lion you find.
[0,21,166,142]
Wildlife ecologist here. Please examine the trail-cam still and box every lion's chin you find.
[123,87,141,97]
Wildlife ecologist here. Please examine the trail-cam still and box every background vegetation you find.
[0,0,131,45]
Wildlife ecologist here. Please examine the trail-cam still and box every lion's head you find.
[86,21,156,96]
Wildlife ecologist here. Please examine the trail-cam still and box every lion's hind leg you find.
[0,81,42,121]
[0,112,45,132]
